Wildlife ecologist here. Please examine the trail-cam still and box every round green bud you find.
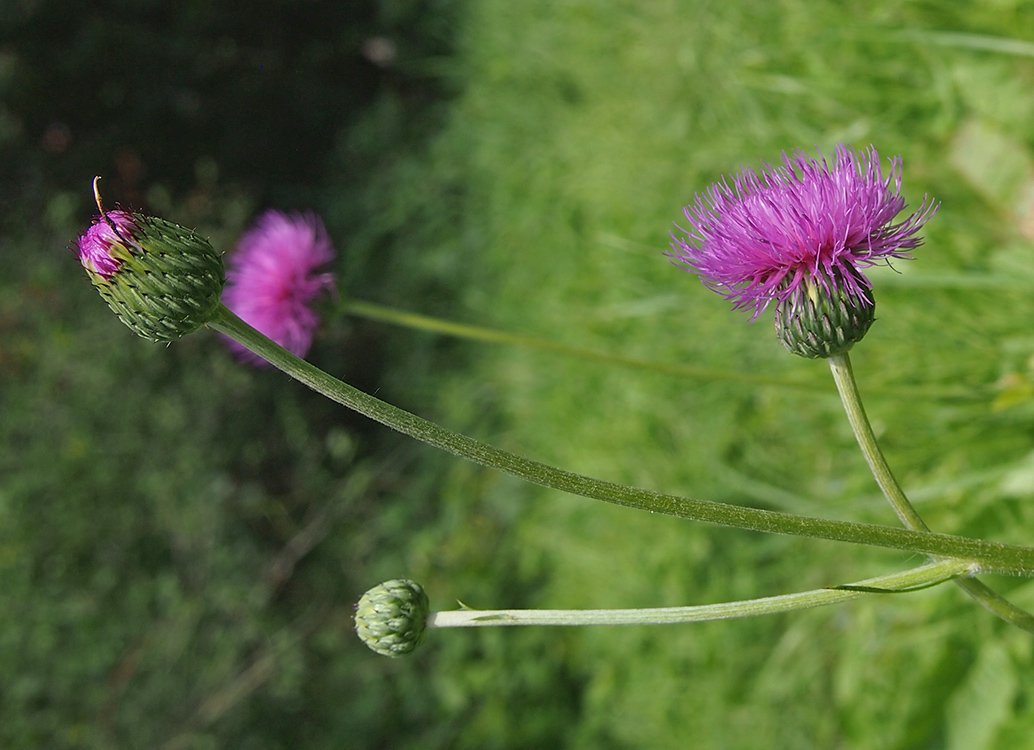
[774,272,875,358]
[77,210,224,342]
[354,579,430,657]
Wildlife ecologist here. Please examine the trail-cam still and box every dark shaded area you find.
[0,0,455,219]
[0,2,546,748]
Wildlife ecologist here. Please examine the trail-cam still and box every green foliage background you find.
[3,1,1034,748]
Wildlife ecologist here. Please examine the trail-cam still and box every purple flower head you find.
[222,210,336,365]
[76,210,137,279]
[670,145,938,318]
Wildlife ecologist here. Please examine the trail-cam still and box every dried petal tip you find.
[774,269,875,358]
[76,209,225,341]
[355,579,430,658]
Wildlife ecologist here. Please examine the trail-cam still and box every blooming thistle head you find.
[222,210,336,366]
[669,145,938,358]
[355,579,430,657]
[76,181,225,341]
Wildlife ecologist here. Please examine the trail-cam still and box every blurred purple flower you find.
[670,145,937,317]
[76,210,137,279]
[223,210,336,365]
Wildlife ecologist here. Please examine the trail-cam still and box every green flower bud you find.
[355,579,430,657]
[76,202,224,342]
[773,270,875,358]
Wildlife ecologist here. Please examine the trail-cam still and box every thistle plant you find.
[75,155,1034,660]
[670,144,1034,632]
[355,558,976,656]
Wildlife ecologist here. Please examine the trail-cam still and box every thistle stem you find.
[429,558,975,628]
[342,299,816,392]
[208,305,1034,574]
[828,351,1034,632]
[341,299,976,401]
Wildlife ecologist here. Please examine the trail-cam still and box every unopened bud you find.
[355,579,430,657]
[76,188,224,341]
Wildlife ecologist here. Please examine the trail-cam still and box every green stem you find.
[343,299,815,392]
[429,558,974,628]
[828,352,1034,632]
[208,305,1034,574]
[342,299,977,401]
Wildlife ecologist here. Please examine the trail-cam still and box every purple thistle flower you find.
[670,145,938,319]
[222,210,336,365]
[76,210,137,279]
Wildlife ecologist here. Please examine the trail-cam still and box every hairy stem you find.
[828,351,1034,632]
[209,305,1034,574]
[429,558,975,628]
[342,299,975,401]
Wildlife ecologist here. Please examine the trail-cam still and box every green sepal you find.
[85,214,224,341]
[773,271,875,358]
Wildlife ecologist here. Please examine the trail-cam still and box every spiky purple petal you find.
[76,210,137,279]
[670,145,937,317]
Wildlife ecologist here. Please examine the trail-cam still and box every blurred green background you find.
[3,1,1034,747]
